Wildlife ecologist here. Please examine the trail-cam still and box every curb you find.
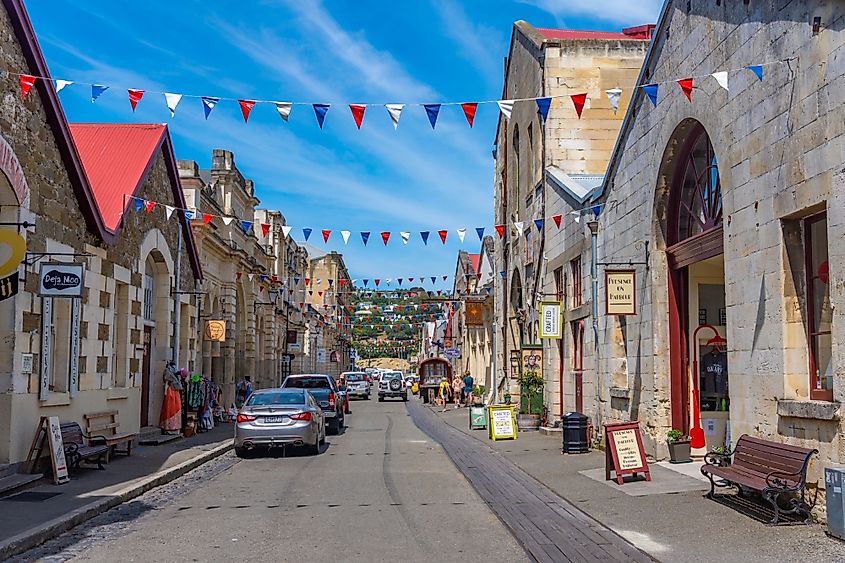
[0,440,232,560]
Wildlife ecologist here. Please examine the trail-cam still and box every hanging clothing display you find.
[159,362,183,432]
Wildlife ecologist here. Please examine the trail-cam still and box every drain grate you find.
[3,491,62,502]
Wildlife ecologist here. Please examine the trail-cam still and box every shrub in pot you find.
[517,370,544,430]
[666,429,691,463]
[472,385,486,406]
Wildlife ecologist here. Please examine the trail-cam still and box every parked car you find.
[343,371,370,400]
[234,388,325,457]
[282,374,345,434]
[378,371,408,402]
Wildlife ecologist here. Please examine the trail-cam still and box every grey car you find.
[343,371,370,400]
[234,388,326,457]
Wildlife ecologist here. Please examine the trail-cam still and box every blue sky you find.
[27,0,661,288]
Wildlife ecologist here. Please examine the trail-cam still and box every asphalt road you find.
[47,396,527,562]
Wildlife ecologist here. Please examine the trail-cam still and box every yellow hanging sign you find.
[0,229,26,277]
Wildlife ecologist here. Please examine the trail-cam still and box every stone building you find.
[492,21,650,416]
[578,0,845,471]
[303,248,352,378]
[0,0,201,464]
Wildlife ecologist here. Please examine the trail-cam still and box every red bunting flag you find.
[375,279,381,287]
[236,272,242,280]
[305,278,311,286]
[438,230,448,244]
[677,78,693,101]
[339,278,346,287]
[203,213,213,224]
[128,89,144,111]
[495,225,505,238]
[408,277,414,282]
[553,214,562,228]
[461,103,478,127]
[261,223,271,237]
[144,200,156,213]
[239,99,256,122]
[571,93,587,118]
[322,229,331,243]
[349,104,366,129]
[19,74,36,98]
[381,231,391,245]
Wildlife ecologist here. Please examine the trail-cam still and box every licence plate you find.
[263,416,286,423]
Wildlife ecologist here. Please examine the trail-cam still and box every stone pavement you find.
[408,400,653,562]
[427,404,845,563]
[0,424,233,559]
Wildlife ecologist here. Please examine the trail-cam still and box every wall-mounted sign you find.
[204,319,226,341]
[539,301,563,339]
[288,342,302,352]
[0,229,26,277]
[38,263,84,297]
[0,271,19,302]
[465,301,484,326]
[444,347,461,359]
[488,405,517,441]
[604,421,651,485]
[39,296,52,400]
[521,346,543,377]
[68,298,80,398]
[605,270,636,315]
[21,353,33,374]
[317,348,326,362]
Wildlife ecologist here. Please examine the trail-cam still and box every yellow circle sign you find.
[0,230,26,277]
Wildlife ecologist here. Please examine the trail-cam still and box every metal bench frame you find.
[60,422,109,471]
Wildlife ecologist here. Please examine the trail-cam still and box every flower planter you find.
[667,439,692,463]
[517,413,541,431]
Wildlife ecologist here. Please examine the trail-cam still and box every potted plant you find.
[666,429,691,463]
[517,369,544,431]
[472,385,486,406]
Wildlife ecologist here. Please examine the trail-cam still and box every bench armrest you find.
[704,447,733,466]
[765,469,805,491]
[86,434,108,445]
[63,443,79,454]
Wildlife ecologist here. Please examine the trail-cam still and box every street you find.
[21,397,526,562]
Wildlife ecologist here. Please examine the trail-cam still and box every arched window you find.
[669,125,722,246]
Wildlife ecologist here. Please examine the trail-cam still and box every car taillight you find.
[328,392,336,409]
[289,412,312,421]
[236,413,256,423]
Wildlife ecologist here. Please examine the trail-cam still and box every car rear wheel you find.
[235,446,249,459]
[378,396,384,402]
[310,436,321,455]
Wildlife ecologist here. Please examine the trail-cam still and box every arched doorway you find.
[141,250,170,427]
[664,122,729,448]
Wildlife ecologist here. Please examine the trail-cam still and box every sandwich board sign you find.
[488,405,517,441]
[604,421,650,485]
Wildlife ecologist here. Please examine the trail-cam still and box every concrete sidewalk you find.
[0,424,233,559]
[429,405,845,563]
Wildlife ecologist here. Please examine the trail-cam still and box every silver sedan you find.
[234,388,326,457]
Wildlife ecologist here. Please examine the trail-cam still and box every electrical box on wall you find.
[825,467,845,540]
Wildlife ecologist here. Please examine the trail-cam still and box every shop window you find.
[113,282,130,387]
[142,272,154,321]
[48,298,72,393]
[570,257,582,308]
[805,213,832,401]
[554,266,565,302]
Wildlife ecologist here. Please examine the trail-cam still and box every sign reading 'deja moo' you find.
[38,263,84,297]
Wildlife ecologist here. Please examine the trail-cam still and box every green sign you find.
[469,406,487,430]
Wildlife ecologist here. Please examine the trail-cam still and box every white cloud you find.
[519,0,662,26]
[430,0,504,87]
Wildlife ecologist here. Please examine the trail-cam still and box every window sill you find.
[609,387,630,399]
[106,388,131,400]
[777,399,840,421]
[40,392,70,407]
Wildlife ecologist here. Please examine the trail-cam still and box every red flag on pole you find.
[19,74,36,98]
[570,93,587,118]
[322,229,331,243]
[677,78,693,101]
[239,99,256,122]
[128,89,144,111]
[495,225,505,238]
[461,103,478,127]
[438,230,448,244]
[381,231,391,245]
[349,104,366,129]
[552,214,562,228]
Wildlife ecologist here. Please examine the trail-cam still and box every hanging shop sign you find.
[39,296,52,400]
[487,405,517,441]
[444,347,461,359]
[465,301,485,326]
[68,298,80,398]
[0,229,26,302]
[604,421,651,485]
[605,270,636,315]
[521,346,543,377]
[539,301,563,339]
[204,319,226,341]
[38,263,85,297]
[0,271,19,302]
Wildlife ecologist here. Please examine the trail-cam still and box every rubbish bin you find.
[562,412,589,454]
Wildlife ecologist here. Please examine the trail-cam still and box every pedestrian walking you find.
[463,370,474,405]
[438,377,450,412]
[452,374,464,409]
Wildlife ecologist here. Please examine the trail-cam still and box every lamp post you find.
[587,219,599,339]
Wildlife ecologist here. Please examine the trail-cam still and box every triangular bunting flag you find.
[262,223,271,237]
[183,209,195,220]
[457,228,466,243]
[712,71,729,92]
[535,97,551,122]
[677,78,693,101]
[313,104,330,129]
[203,213,213,224]
[201,96,219,119]
[275,102,292,121]
[55,79,73,93]
[349,104,366,129]
[144,200,156,214]
[570,93,587,118]
[375,279,381,287]
[606,88,622,114]
[165,205,175,220]
[19,74,36,98]
[495,225,505,238]
[239,99,256,122]
[499,271,506,279]
[280,225,292,238]
[302,228,312,241]
[476,227,485,241]
[430,277,436,285]
[400,231,410,245]
[134,198,144,213]
[397,278,403,286]
[381,231,390,246]
[91,84,109,102]
[128,89,144,111]
[747,65,763,81]
[222,216,234,226]
[385,103,404,129]
[514,221,524,236]
[497,100,514,120]
[420,231,430,245]
[361,231,370,246]
[423,104,441,129]
[240,220,252,234]
[236,272,242,281]
[340,230,350,244]
[643,84,659,107]
[552,214,562,228]
[534,218,544,231]
[322,229,331,243]
[460,103,478,127]
[164,92,182,117]
[438,230,448,244]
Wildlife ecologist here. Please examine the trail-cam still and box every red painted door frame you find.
[668,267,689,432]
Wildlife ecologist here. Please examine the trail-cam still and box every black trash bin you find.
[562,412,589,454]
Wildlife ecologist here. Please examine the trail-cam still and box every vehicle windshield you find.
[246,391,305,406]
[345,373,364,382]
[285,377,331,389]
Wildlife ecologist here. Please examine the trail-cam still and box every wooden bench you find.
[701,434,817,524]
[60,422,109,471]
[84,410,138,462]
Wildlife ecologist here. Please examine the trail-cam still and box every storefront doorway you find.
[665,122,730,445]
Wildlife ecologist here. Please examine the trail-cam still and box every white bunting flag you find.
[164,205,175,220]
[605,88,622,114]
[514,221,524,236]
[281,225,293,238]
[55,79,73,93]
[385,104,404,129]
[712,71,729,92]
[222,216,234,226]
[497,100,514,120]
[275,102,293,121]
[572,211,581,224]
[164,93,182,117]
[457,228,466,243]
[247,274,254,282]
[341,230,351,244]
[400,231,410,244]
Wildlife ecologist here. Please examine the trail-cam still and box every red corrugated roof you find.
[536,24,653,41]
[68,124,166,232]
[469,253,481,274]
